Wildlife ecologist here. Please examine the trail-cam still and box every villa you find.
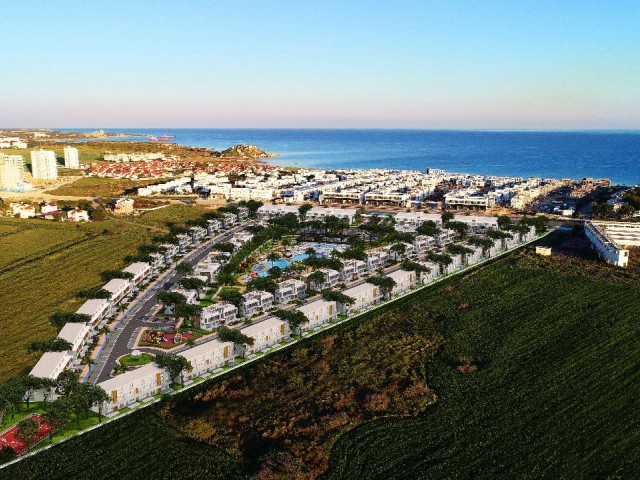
[57,322,92,363]
[176,234,192,254]
[194,261,221,283]
[238,316,289,355]
[190,225,207,243]
[297,299,337,331]
[304,268,341,291]
[412,235,436,253]
[274,279,307,304]
[207,218,222,235]
[196,303,238,330]
[160,243,179,263]
[221,212,237,228]
[181,339,234,379]
[240,290,274,318]
[148,252,165,271]
[365,250,389,271]
[96,363,168,415]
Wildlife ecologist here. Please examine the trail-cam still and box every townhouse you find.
[416,261,440,282]
[196,303,238,330]
[160,243,179,263]
[274,279,307,304]
[103,278,133,304]
[176,234,192,254]
[304,268,341,291]
[148,252,165,271]
[206,218,222,235]
[340,282,381,314]
[365,250,389,271]
[30,351,73,381]
[181,339,234,379]
[339,259,367,281]
[76,298,112,327]
[57,322,92,363]
[297,299,337,331]
[240,290,274,318]
[190,225,207,243]
[122,262,152,286]
[96,363,168,415]
[238,316,289,355]
[388,269,417,295]
[221,212,237,228]
[413,235,436,253]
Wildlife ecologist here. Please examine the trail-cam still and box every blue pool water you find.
[256,258,292,277]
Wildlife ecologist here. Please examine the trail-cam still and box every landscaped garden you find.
[119,353,154,368]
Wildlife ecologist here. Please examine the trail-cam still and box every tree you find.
[75,287,111,300]
[497,215,512,230]
[213,242,236,253]
[273,309,308,336]
[179,277,207,292]
[41,399,72,442]
[83,384,110,423]
[467,236,494,256]
[155,354,192,387]
[218,288,243,307]
[390,242,407,260]
[321,289,355,307]
[426,251,453,275]
[176,262,193,275]
[217,327,254,359]
[400,259,430,274]
[100,270,134,282]
[49,312,92,330]
[298,203,313,222]
[28,338,73,353]
[416,220,440,237]
[246,277,277,294]
[176,303,202,322]
[16,417,40,451]
[366,275,397,299]
[267,265,283,280]
[307,270,326,290]
[441,210,454,225]
[304,247,317,257]
[266,252,280,267]
[446,243,474,264]
[446,221,469,237]
[22,375,47,410]
[158,291,187,314]
[0,376,27,416]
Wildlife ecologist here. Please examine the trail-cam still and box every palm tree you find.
[304,247,317,257]
[266,252,280,267]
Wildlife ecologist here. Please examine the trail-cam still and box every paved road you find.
[90,224,247,383]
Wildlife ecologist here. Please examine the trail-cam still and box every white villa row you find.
[584,221,634,268]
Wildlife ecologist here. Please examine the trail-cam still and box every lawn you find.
[2,236,639,479]
[0,218,152,381]
[119,353,154,367]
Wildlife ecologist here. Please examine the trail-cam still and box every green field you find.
[44,177,165,198]
[3,236,639,479]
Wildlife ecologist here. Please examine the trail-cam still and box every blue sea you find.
[59,129,640,186]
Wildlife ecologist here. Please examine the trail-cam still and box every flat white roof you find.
[97,363,163,391]
[388,269,412,281]
[297,299,335,315]
[103,278,131,293]
[181,339,233,360]
[344,282,377,296]
[123,262,151,274]
[76,298,110,316]
[240,317,285,337]
[57,322,90,346]
[30,351,72,379]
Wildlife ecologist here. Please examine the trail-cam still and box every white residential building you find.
[67,208,90,222]
[63,146,80,168]
[148,252,165,271]
[240,290,274,318]
[297,299,337,331]
[57,322,91,360]
[207,219,222,235]
[194,262,221,283]
[123,262,152,286]
[11,202,36,218]
[275,279,307,304]
[181,339,235,379]
[585,221,632,268]
[30,149,58,179]
[160,243,179,263]
[413,235,436,253]
[29,351,73,380]
[341,282,381,314]
[304,268,341,291]
[190,226,207,243]
[96,363,168,415]
[388,269,417,295]
[339,259,367,281]
[0,154,26,190]
[103,278,133,304]
[40,202,58,214]
[176,234,192,253]
[221,212,237,228]
[76,298,112,326]
[365,250,389,271]
[239,316,289,355]
[197,303,238,330]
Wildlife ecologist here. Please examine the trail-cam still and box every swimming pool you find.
[256,258,292,277]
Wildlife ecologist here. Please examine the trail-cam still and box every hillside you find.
[2,237,639,479]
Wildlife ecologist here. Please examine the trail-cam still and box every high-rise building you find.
[30,149,58,179]
[63,146,80,168]
[0,154,26,190]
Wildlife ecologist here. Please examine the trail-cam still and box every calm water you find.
[60,129,640,185]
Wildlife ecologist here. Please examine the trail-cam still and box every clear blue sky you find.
[1,0,639,129]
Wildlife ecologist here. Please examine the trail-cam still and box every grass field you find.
[44,177,165,197]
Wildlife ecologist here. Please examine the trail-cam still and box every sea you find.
[58,129,640,186]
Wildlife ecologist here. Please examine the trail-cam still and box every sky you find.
[1,0,639,129]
